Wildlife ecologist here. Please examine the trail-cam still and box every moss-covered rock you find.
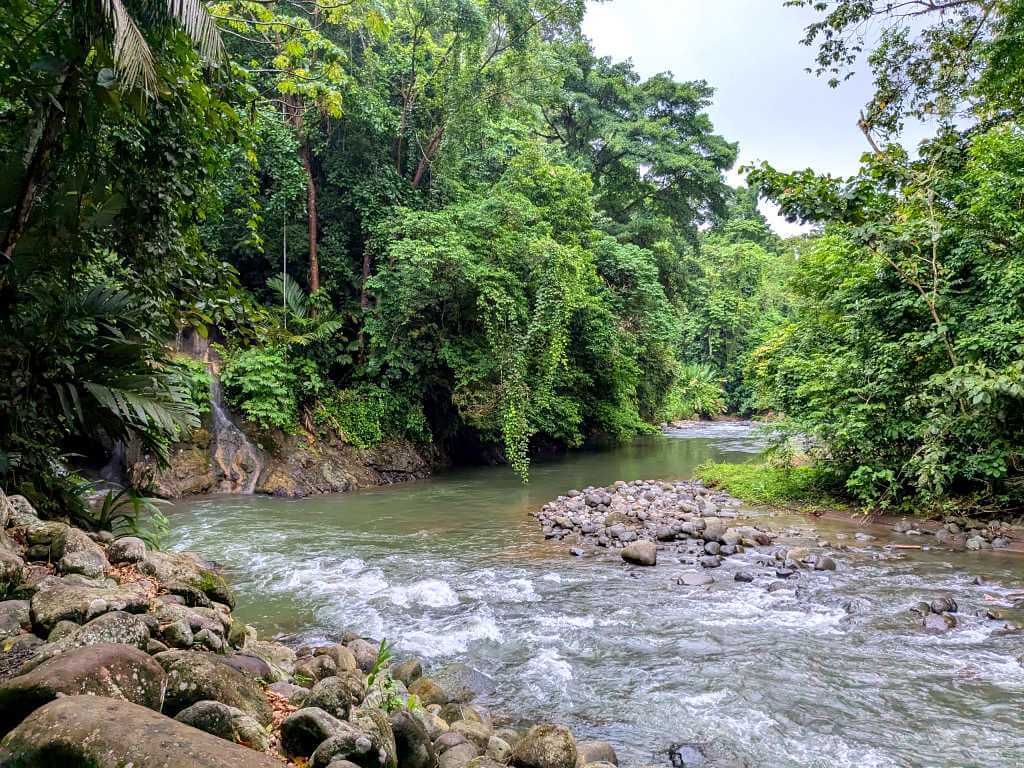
[511,724,577,768]
[140,551,234,608]
[28,575,150,630]
[175,699,271,751]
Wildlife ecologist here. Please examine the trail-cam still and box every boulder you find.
[409,676,448,706]
[4,495,40,528]
[162,618,194,648]
[0,600,29,640]
[412,708,450,740]
[511,724,577,768]
[0,643,165,735]
[155,649,274,725]
[487,735,513,761]
[309,725,377,768]
[139,551,234,608]
[175,700,270,751]
[57,529,109,578]
[678,571,714,587]
[431,663,495,703]
[439,742,481,768]
[351,706,399,768]
[247,638,296,681]
[391,709,436,768]
[295,652,339,683]
[281,706,350,758]
[107,536,146,564]
[575,740,617,767]
[392,657,423,686]
[453,719,492,750]
[326,643,359,671]
[347,637,379,672]
[466,758,505,768]
[620,541,657,566]
[220,652,274,681]
[28,575,149,630]
[304,672,366,719]
[0,695,282,767]
[0,553,25,600]
[26,610,149,668]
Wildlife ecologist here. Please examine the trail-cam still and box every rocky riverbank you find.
[0,492,610,768]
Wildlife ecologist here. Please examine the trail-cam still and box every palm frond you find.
[268,275,308,318]
[165,0,225,63]
[100,0,158,92]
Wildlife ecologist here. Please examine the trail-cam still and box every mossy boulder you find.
[155,649,273,725]
[0,695,283,767]
[303,672,366,719]
[28,575,150,630]
[390,709,436,768]
[281,706,351,758]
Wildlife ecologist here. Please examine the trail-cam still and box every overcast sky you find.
[581,0,896,234]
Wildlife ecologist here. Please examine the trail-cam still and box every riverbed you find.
[168,424,1024,767]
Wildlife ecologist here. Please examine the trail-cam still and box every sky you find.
[580,0,897,235]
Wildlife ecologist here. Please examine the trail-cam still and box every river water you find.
[168,424,1024,767]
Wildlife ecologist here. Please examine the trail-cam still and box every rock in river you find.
[621,540,657,566]
[0,695,283,768]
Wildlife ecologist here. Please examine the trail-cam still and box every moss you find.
[695,461,841,507]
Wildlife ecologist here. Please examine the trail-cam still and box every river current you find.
[168,424,1024,767]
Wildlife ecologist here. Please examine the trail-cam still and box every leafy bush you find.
[661,363,726,420]
[219,345,300,431]
[169,355,212,416]
[315,385,431,448]
[78,486,170,549]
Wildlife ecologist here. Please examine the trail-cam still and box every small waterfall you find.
[208,374,263,495]
[174,326,263,494]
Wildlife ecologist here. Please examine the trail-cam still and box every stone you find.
[929,597,958,614]
[699,555,721,569]
[412,708,449,741]
[409,676,447,706]
[247,639,296,681]
[107,536,146,564]
[734,570,755,583]
[466,758,505,768]
[139,550,234,607]
[269,680,309,702]
[775,568,797,579]
[453,719,492,750]
[54,528,109,579]
[28,575,149,630]
[813,556,836,571]
[923,613,957,633]
[0,643,164,735]
[295,652,339,683]
[701,518,727,542]
[347,637,380,672]
[621,540,657,566]
[193,627,224,652]
[351,706,399,768]
[0,600,29,640]
[310,725,378,767]
[678,571,714,587]
[175,699,271,751]
[25,610,150,671]
[511,724,577,768]
[304,672,366,719]
[325,643,359,671]
[220,652,274,681]
[4,495,39,528]
[391,709,436,768]
[282,707,351,758]
[575,740,617,767]
[162,618,194,648]
[155,649,274,725]
[0,553,25,600]
[487,735,513,761]
[146,638,168,655]
[392,657,423,686]
[0,696,283,768]
[431,663,495,703]
[165,581,215,608]
[440,742,482,768]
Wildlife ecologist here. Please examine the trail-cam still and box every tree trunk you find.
[360,249,372,309]
[411,125,444,190]
[300,141,319,293]
[1,67,79,260]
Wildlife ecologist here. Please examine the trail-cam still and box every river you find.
[168,423,1024,767]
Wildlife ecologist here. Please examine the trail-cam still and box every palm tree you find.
[1,0,224,259]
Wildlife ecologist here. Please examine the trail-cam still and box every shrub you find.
[219,345,299,431]
[661,363,726,420]
[315,386,431,448]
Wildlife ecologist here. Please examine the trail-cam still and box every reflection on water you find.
[168,426,1024,767]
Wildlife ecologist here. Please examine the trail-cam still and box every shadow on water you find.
[168,425,1024,768]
